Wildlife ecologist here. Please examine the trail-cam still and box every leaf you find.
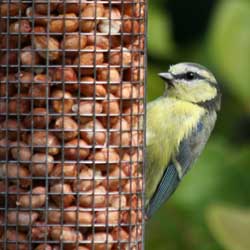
[208,0,250,109]
[206,205,250,250]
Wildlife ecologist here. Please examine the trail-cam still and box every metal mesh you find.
[0,1,146,250]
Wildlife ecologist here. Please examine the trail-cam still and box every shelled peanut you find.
[0,1,145,249]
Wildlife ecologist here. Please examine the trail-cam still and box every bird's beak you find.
[158,72,174,85]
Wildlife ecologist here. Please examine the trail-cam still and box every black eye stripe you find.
[172,72,204,80]
[171,72,219,89]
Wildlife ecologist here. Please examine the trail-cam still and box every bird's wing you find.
[145,111,217,218]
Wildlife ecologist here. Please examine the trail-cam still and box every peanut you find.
[48,203,62,224]
[109,47,132,66]
[123,178,142,194]
[80,3,105,32]
[0,182,6,206]
[15,71,33,93]
[0,119,25,141]
[34,0,59,15]
[50,183,75,207]
[121,209,138,225]
[80,119,106,146]
[115,83,139,100]
[28,74,51,107]
[10,141,32,163]
[61,33,87,57]
[52,67,78,93]
[73,165,102,192]
[64,138,90,160]
[0,229,28,250]
[0,138,9,160]
[54,116,79,141]
[122,15,140,44]
[8,94,30,114]
[87,35,109,50]
[80,76,107,97]
[110,118,131,147]
[17,186,46,208]
[0,101,7,121]
[97,66,121,88]
[96,209,120,225]
[51,89,74,114]
[73,45,104,75]
[58,1,87,14]
[72,247,89,250]
[4,185,26,208]
[98,7,121,34]
[0,74,16,97]
[0,163,31,188]
[49,163,77,185]
[124,60,145,81]
[23,107,51,129]
[102,166,127,191]
[7,211,39,226]
[0,3,27,16]
[49,13,79,33]
[111,227,129,244]
[28,131,60,155]
[86,232,113,250]
[79,185,107,208]
[31,153,54,176]
[72,101,103,124]
[35,244,59,250]
[26,7,54,26]
[101,94,120,126]
[124,103,143,128]
[109,194,127,209]
[64,206,93,225]
[50,226,83,242]
[0,51,18,70]
[21,46,41,66]
[34,26,60,61]
[31,221,51,240]
[9,20,31,43]
[88,147,120,171]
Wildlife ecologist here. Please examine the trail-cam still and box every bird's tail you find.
[145,163,179,219]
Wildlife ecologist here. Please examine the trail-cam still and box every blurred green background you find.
[145,0,250,249]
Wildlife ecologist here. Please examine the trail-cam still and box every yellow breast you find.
[146,96,206,203]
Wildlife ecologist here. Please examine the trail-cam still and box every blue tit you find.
[145,62,221,218]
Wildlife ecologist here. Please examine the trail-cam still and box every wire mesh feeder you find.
[0,1,146,250]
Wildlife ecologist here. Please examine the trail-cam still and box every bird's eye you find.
[185,72,195,80]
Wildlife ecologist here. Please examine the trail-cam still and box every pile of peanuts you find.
[0,1,145,249]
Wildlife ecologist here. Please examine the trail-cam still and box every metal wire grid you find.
[0,1,146,249]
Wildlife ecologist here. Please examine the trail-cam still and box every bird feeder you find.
[0,1,146,249]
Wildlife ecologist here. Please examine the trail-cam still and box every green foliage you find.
[147,66,165,102]
[146,0,250,249]
[208,0,250,110]
[148,4,175,59]
[206,205,250,250]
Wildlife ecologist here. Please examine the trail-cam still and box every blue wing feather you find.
[145,163,179,218]
[145,120,213,218]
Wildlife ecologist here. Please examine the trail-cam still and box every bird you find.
[145,62,221,219]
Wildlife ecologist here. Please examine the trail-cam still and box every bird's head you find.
[159,63,221,111]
